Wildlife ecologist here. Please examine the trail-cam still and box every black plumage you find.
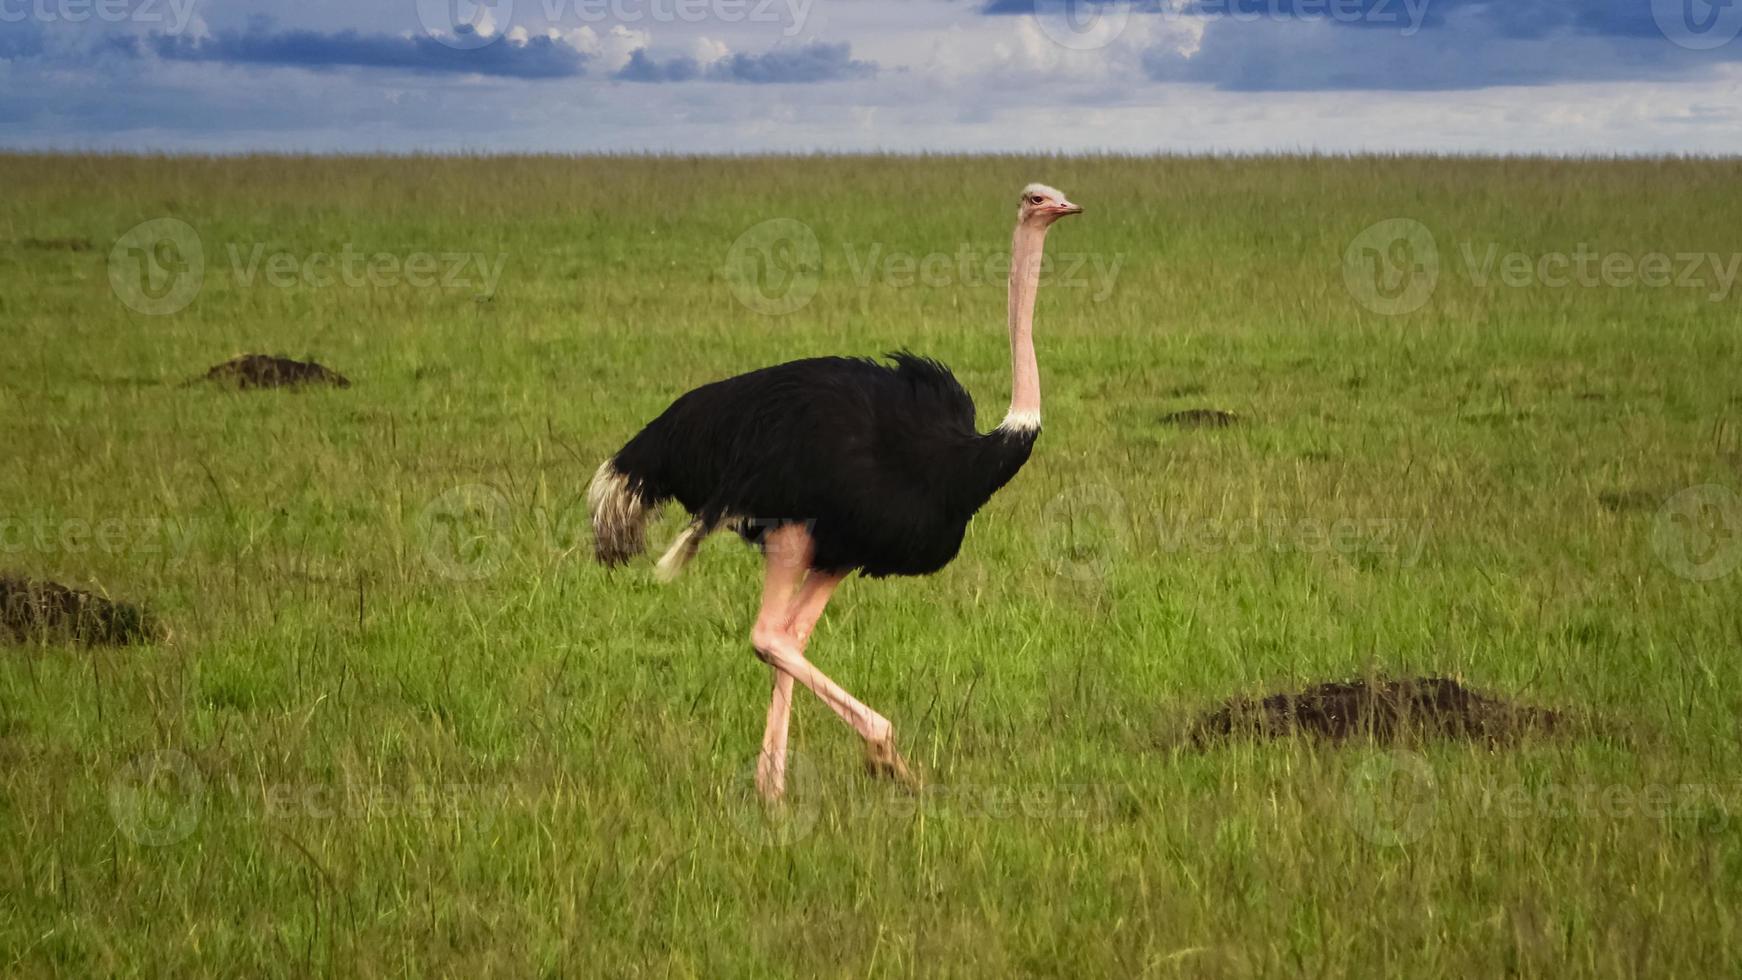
[601,352,1037,578]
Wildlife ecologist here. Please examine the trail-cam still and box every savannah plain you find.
[2,153,1740,976]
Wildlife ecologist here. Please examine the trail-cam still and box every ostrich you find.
[589,183,1083,799]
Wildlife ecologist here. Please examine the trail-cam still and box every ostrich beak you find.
[1055,201,1083,215]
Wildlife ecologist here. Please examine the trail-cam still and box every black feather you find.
[607,352,1037,578]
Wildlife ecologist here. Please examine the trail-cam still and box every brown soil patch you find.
[0,575,164,646]
[193,354,351,390]
[1189,676,1564,749]
[1161,408,1240,428]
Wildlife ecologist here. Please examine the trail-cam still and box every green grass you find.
[2,152,1740,977]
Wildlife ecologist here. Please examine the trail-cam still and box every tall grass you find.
[1,153,1739,977]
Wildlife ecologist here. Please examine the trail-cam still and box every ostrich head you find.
[1017,183,1083,226]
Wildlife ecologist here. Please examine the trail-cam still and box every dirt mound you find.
[1161,408,1240,428]
[192,354,350,390]
[0,575,164,646]
[1189,676,1564,748]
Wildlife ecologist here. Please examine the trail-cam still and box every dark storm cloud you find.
[111,26,588,79]
[615,40,876,83]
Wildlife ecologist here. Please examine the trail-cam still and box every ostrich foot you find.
[863,736,919,791]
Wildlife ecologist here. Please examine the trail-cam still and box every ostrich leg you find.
[756,569,846,800]
[750,526,915,799]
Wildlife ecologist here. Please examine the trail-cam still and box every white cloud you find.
[605,24,652,71]
[692,36,729,66]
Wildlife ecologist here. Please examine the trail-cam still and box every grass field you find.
[2,152,1741,977]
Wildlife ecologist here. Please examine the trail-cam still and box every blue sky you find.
[2,0,1740,153]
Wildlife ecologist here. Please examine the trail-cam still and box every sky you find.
[2,0,1741,154]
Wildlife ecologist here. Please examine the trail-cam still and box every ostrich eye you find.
[1028,195,1044,205]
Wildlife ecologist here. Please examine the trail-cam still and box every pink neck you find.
[1002,221,1047,431]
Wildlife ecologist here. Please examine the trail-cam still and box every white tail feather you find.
[654,521,706,582]
[588,460,653,565]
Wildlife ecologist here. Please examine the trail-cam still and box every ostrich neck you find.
[1001,222,1047,432]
